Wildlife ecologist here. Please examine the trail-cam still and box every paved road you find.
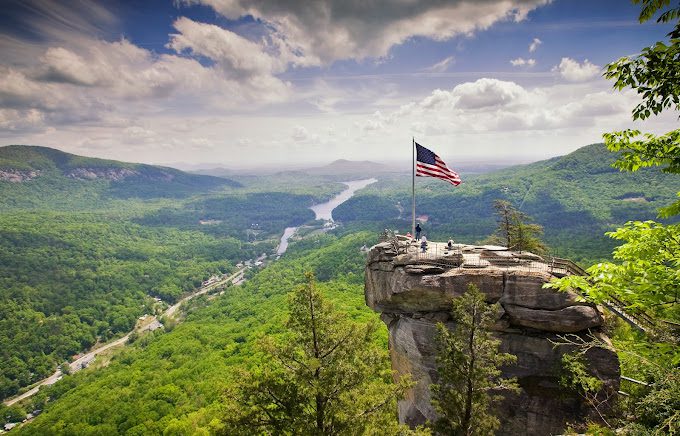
[4,334,131,407]
[3,268,245,407]
[164,268,243,319]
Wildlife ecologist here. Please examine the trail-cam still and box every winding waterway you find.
[5,179,376,408]
[276,178,377,255]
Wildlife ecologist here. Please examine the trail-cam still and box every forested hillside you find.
[3,141,679,432]
[0,212,247,399]
[0,145,240,209]
[9,233,380,434]
[0,146,348,400]
[334,143,680,263]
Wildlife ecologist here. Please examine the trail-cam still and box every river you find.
[276,178,377,255]
[5,179,375,408]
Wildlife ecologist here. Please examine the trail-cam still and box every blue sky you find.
[0,0,676,168]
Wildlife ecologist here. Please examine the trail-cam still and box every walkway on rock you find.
[382,234,656,335]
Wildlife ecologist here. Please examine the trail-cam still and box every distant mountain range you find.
[4,143,678,263]
[192,158,395,179]
[303,159,392,176]
[190,157,525,180]
[0,145,240,208]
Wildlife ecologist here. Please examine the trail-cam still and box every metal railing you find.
[375,234,670,338]
[399,241,585,277]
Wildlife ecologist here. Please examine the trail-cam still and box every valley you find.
[2,2,679,433]
[1,143,679,434]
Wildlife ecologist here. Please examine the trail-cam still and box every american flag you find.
[415,143,461,186]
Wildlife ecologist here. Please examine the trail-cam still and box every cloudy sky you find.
[0,0,676,168]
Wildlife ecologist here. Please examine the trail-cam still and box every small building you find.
[144,319,164,332]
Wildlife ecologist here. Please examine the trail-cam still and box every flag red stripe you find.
[416,172,460,186]
[416,162,460,181]
[417,161,458,176]
[416,168,459,182]
[416,164,459,180]
[416,173,460,185]
[416,165,461,185]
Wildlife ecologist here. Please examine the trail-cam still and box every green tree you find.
[604,0,680,120]
[430,284,518,436]
[547,3,680,433]
[547,1,680,318]
[491,200,547,254]
[603,0,680,216]
[627,366,680,434]
[224,272,410,435]
[547,221,680,317]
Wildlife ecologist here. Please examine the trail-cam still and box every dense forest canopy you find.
[2,131,680,433]
[8,233,378,434]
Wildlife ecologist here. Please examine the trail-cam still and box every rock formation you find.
[0,169,40,182]
[66,167,140,181]
[365,240,620,435]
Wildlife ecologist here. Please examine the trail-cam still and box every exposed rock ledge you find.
[66,167,140,181]
[0,169,40,182]
[365,241,619,435]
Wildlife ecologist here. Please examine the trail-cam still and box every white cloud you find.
[452,78,528,110]
[4,0,678,167]
[181,0,550,63]
[37,47,108,86]
[1,0,118,47]
[189,137,215,149]
[529,37,542,52]
[360,78,637,141]
[291,125,311,141]
[425,56,455,73]
[554,57,600,82]
[123,126,157,144]
[361,111,391,132]
[510,57,536,67]
[168,17,280,77]
[0,25,295,136]
[0,108,46,133]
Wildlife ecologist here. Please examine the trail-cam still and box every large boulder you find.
[365,243,619,435]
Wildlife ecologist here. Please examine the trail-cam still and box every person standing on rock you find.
[420,235,428,253]
[415,223,422,240]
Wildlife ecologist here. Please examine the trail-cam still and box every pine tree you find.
[492,200,546,254]
[430,284,518,436]
[225,272,410,435]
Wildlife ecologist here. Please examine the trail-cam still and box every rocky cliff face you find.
[0,169,40,182]
[66,167,141,181]
[365,241,620,435]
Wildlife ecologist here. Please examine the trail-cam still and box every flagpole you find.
[411,137,416,240]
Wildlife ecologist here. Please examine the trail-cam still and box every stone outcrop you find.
[365,241,620,435]
[66,167,140,181]
[0,169,40,182]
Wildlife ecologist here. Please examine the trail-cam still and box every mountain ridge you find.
[333,143,680,262]
[0,145,241,207]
